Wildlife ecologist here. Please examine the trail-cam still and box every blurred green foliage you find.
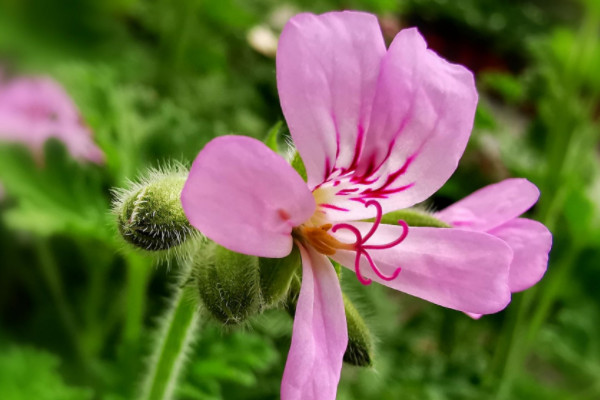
[0,0,599,399]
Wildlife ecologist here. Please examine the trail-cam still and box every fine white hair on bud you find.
[112,162,201,256]
[195,243,261,326]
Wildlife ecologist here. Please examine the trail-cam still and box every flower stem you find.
[139,269,201,400]
[123,253,152,347]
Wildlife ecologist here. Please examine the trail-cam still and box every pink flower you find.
[182,11,513,400]
[0,75,104,164]
[436,178,552,318]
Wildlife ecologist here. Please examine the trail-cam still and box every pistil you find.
[332,200,407,285]
[297,200,408,286]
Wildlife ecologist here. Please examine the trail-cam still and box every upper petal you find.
[490,218,552,292]
[181,135,315,258]
[313,28,478,221]
[277,11,386,189]
[436,178,540,231]
[331,223,512,314]
[281,244,347,400]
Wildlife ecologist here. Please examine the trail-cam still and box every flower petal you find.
[0,77,104,164]
[490,218,552,292]
[281,244,347,400]
[277,11,386,189]
[331,223,512,314]
[436,179,540,231]
[328,28,477,217]
[181,135,315,258]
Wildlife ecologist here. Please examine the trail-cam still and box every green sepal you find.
[343,293,374,367]
[259,246,301,308]
[285,273,301,317]
[291,152,307,182]
[373,208,451,228]
[331,260,342,278]
[264,121,283,152]
[196,244,261,325]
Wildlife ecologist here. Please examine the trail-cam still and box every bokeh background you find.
[1,0,599,399]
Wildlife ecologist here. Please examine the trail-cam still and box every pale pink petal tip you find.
[491,218,552,293]
[181,135,315,258]
[437,178,540,231]
[0,75,105,164]
[281,245,347,400]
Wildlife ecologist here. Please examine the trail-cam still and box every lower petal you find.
[489,218,552,292]
[331,223,513,315]
[281,244,347,400]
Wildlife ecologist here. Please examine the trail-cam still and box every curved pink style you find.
[182,11,527,400]
[0,75,104,164]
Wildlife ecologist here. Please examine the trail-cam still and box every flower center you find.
[297,224,355,255]
[296,200,408,286]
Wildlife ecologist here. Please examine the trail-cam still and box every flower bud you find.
[196,243,261,325]
[259,246,301,308]
[378,209,451,228]
[113,166,196,252]
[342,293,374,367]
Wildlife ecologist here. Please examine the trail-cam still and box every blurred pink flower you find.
[437,178,552,318]
[182,11,513,400]
[0,74,104,164]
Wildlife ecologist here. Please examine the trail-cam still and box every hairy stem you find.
[139,270,201,400]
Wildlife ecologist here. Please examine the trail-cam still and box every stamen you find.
[332,200,408,286]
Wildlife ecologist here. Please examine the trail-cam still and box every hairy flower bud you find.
[342,293,374,367]
[113,165,197,252]
[196,243,261,325]
[259,246,301,308]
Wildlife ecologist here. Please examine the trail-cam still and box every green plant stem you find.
[123,253,152,346]
[140,272,201,400]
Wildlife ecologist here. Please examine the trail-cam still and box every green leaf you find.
[0,345,92,400]
[0,141,111,241]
